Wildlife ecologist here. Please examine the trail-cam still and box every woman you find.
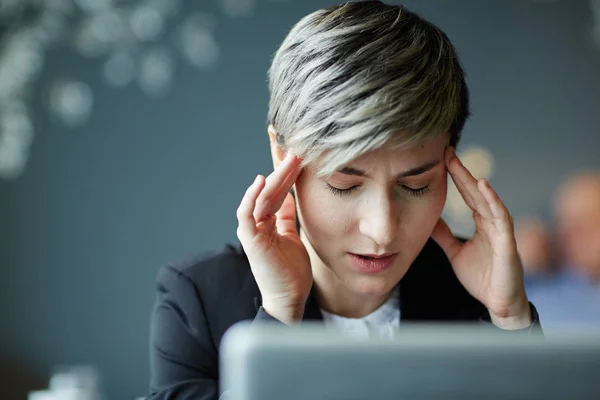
[149,1,540,399]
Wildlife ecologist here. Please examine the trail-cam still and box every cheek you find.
[401,176,447,233]
[294,173,350,236]
[414,172,447,210]
[432,175,448,214]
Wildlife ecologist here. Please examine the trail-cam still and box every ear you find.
[268,124,287,170]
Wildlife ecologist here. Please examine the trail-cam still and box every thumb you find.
[431,217,462,262]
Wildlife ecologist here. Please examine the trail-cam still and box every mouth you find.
[348,252,399,273]
[355,253,396,259]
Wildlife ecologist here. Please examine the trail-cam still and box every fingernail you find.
[288,154,300,165]
[253,175,261,185]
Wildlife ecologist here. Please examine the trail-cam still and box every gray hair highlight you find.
[268,1,470,177]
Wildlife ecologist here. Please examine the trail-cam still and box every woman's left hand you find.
[432,147,532,330]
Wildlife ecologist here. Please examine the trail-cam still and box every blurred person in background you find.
[515,217,558,288]
[522,171,600,330]
[148,2,541,399]
[554,171,600,282]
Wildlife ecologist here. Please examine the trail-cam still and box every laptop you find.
[220,322,600,400]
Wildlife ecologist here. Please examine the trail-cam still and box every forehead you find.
[346,136,447,168]
[306,134,449,178]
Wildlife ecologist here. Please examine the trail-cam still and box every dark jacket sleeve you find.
[253,306,285,323]
[149,265,220,399]
[149,265,271,399]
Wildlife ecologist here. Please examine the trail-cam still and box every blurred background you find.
[0,0,599,398]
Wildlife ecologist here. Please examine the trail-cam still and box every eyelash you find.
[326,184,431,198]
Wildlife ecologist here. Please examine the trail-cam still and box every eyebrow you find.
[338,160,441,179]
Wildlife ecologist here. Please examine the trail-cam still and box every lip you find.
[348,253,398,274]
[357,253,396,259]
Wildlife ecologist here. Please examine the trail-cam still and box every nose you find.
[358,192,399,248]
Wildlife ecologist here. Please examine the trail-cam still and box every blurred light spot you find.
[91,11,125,43]
[103,52,136,87]
[49,80,94,127]
[0,144,29,180]
[147,0,182,18]
[33,10,69,45]
[13,33,44,78]
[177,13,220,70]
[129,5,164,42]
[459,146,495,180]
[74,0,113,14]
[1,102,34,143]
[49,365,100,392]
[0,30,44,100]
[74,23,106,58]
[0,102,33,180]
[41,0,75,14]
[219,0,257,18]
[444,146,496,226]
[75,11,125,58]
[181,11,217,33]
[138,47,174,97]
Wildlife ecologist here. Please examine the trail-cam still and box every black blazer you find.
[148,238,540,399]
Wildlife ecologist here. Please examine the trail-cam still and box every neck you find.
[313,267,393,318]
[300,229,394,319]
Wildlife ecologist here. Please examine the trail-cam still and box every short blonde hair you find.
[267,1,470,177]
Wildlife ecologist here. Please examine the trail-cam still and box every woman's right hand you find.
[236,153,312,324]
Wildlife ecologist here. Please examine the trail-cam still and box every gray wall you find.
[1,0,599,398]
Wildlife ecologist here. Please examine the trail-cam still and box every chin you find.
[344,273,399,297]
[335,256,408,295]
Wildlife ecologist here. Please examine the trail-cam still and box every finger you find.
[478,179,514,235]
[275,192,298,236]
[254,154,302,222]
[473,210,484,230]
[431,217,462,262]
[236,175,265,241]
[255,157,302,222]
[446,148,494,220]
[269,160,303,219]
[446,148,478,211]
[449,171,478,211]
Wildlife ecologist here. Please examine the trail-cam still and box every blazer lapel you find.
[303,286,324,321]
[399,238,437,322]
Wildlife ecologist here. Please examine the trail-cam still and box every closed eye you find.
[405,185,431,197]
[325,183,430,197]
[325,184,359,197]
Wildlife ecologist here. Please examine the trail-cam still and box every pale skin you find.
[236,128,531,329]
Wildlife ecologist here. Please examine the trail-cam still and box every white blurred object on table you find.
[28,365,102,400]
